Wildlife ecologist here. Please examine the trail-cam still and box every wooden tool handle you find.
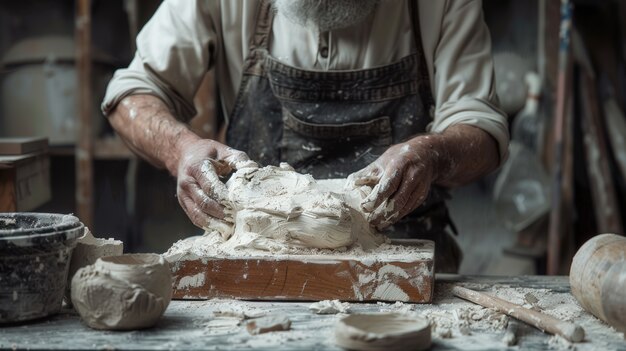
[452,286,585,343]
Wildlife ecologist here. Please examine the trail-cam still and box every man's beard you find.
[272,0,379,32]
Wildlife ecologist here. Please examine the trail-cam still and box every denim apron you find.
[226,0,461,272]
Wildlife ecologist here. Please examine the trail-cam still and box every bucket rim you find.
[0,212,84,241]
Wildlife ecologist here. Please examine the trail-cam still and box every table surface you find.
[1,275,624,351]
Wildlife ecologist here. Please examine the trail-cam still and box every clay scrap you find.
[309,300,351,315]
[246,315,292,335]
[71,254,172,330]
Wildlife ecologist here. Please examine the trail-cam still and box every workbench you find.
[1,275,624,350]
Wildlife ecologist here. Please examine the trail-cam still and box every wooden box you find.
[0,152,51,212]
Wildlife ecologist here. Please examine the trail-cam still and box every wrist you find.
[407,133,451,184]
[168,128,202,176]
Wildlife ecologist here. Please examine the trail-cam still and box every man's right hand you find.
[108,95,258,233]
[174,136,257,231]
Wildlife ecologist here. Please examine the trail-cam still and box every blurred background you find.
[0,0,624,276]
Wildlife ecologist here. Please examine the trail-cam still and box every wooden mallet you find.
[452,286,585,343]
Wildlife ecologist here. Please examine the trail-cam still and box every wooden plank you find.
[171,240,434,303]
[604,98,626,183]
[547,0,573,275]
[580,74,624,234]
[0,169,17,212]
[0,137,48,155]
[75,0,94,228]
[574,28,624,234]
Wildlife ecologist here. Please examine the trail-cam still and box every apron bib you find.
[225,0,461,272]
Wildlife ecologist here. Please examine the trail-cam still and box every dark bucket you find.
[0,213,84,323]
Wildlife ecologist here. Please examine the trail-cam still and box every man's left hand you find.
[348,137,442,230]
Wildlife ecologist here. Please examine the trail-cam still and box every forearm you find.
[107,94,202,176]
[416,124,500,188]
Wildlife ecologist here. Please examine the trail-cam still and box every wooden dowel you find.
[452,286,585,343]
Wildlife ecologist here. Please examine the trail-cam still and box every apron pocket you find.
[280,107,393,177]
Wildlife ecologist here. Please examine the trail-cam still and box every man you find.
[103,0,509,273]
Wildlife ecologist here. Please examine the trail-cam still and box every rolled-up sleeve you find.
[427,0,509,162]
[101,0,218,122]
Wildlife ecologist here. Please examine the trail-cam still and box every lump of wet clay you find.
[246,315,292,335]
[71,254,172,330]
[335,313,431,351]
[309,300,351,315]
[65,228,123,303]
[216,164,385,253]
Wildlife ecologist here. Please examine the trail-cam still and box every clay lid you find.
[1,35,116,66]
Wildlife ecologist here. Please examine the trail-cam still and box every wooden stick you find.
[75,0,94,228]
[547,0,573,275]
[452,286,585,343]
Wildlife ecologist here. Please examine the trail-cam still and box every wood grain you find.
[0,169,17,212]
[170,241,434,303]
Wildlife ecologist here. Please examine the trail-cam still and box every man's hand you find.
[175,137,257,231]
[349,124,501,230]
[107,94,259,232]
[349,138,439,230]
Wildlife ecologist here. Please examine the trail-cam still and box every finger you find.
[361,166,403,212]
[187,182,227,220]
[222,148,258,171]
[387,168,421,220]
[369,201,400,228]
[194,160,230,204]
[178,191,211,229]
[400,183,429,220]
[178,191,233,234]
[353,167,382,187]
[366,170,407,225]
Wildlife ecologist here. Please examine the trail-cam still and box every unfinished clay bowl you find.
[64,228,123,304]
[335,313,431,351]
[71,253,172,330]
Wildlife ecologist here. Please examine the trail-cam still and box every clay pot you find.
[71,253,172,330]
[570,233,626,333]
[64,228,123,304]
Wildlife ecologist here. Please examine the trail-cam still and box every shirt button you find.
[320,46,329,58]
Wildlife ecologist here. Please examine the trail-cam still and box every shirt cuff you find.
[101,67,197,122]
[429,98,510,163]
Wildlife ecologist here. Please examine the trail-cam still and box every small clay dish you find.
[71,253,172,330]
[335,313,431,351]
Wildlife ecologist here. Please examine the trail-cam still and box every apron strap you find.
[408,0,435,109]
[251,0,274,52]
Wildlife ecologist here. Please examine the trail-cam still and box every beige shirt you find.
[102,0,509,160]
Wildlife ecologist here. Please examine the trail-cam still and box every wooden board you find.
[170,239,434,303]
[0,137,48,155]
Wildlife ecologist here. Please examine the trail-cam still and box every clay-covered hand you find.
[175,137,258,231]
[348,137,442,230]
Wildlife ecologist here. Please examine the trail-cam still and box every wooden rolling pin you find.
[452,286,585,342]
[570,233,626,335]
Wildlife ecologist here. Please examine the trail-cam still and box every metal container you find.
[0,36,115,145]
[0,213,84,323]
